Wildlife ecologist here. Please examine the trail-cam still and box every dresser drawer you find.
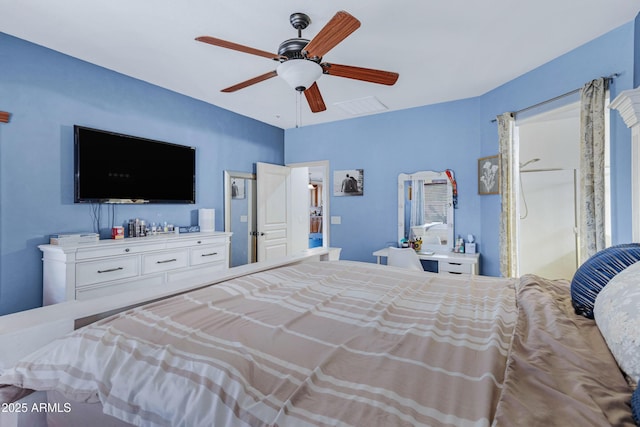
[439,261,473,274]
[76,256,139,286]
[40,232,230,304]
[166,235,226,249]
[190,245,226,266]
[142,249,189,274]
[77,275,163,301]
[76,242,166,260]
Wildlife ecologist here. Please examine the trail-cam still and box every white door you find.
[256,162,309,261]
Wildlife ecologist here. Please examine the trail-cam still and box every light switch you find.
[240,215,248,223]
[331,216,341,225]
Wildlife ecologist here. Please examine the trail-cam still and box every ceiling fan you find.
[196,10,399,113]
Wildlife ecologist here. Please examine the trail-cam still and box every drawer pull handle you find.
[97,267,124,273]
[449,262,462,266]
[125,248,130,253]
[156,258,177,264]
[201,252,218,257]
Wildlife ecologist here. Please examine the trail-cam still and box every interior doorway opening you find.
[224,160,329,267]
[224,171,257,267]
[288,160,330,251]
[515,96,611,280]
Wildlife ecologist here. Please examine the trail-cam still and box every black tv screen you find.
[74,126,196,204]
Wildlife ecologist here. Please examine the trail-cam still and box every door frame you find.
[224,170,256,267]
[287,160,331,248]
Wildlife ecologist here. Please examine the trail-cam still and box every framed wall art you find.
[478,155,500,195]
[231,178,245,199]
[334,169,364,196]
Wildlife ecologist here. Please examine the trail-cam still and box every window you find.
[423,183,448,224]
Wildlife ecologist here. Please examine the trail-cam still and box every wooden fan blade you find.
[321,63,399,85]
[196,36,282,60]
[303,11,361,59]
[221,70,278,93]
[304,83,327,113]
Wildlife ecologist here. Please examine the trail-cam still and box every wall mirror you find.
[398,170,454,253]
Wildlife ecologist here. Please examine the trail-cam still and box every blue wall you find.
[478,21,635,276]
[0,33,284,315]
[1,17,638,315]
[285,98,482,264]
[285,20,637,276]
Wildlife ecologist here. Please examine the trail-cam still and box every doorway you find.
[516,98,610,280]
[280,160,330,251]
[224,171,257,267]
[306,163,328,249]
[224,160,330,267]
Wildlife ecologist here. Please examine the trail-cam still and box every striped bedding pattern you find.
[570,243,640,318]
[0,261,517,427]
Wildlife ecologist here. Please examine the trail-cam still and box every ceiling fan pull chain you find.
[296,91,302,128]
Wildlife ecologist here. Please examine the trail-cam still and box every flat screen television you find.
[74,125,196,204]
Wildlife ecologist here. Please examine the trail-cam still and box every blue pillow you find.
[632,386,640,425]
[570,243,640,319]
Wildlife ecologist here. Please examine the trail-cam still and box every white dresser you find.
[39,232,231,304]
[373,248,480,275]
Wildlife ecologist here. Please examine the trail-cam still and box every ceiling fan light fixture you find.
[277,59,323,92]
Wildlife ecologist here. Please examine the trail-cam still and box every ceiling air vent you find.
[334,96,388,116]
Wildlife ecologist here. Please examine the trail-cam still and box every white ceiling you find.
[1,1,638,129]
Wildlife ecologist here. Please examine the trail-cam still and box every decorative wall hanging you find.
[478,155,500,195]
[334,169,364,196]
[231,178,245,199]
[445,169,458,208]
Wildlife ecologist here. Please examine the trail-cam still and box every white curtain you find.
[579,78,607,262]
[497,112,518,278]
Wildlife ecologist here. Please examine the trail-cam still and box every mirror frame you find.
[398,170,454,253]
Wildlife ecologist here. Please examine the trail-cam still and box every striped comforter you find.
[0,261,632,426]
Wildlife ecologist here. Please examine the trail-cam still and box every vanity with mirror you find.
[373,170,479,275]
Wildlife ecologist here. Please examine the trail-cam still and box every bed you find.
[0,260,636,426]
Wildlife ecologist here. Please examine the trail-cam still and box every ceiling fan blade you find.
[321,63,399,85]
[196,36,282,60]
[304,83,327,113]
[303,11,361,60]
[221,70,278,93]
